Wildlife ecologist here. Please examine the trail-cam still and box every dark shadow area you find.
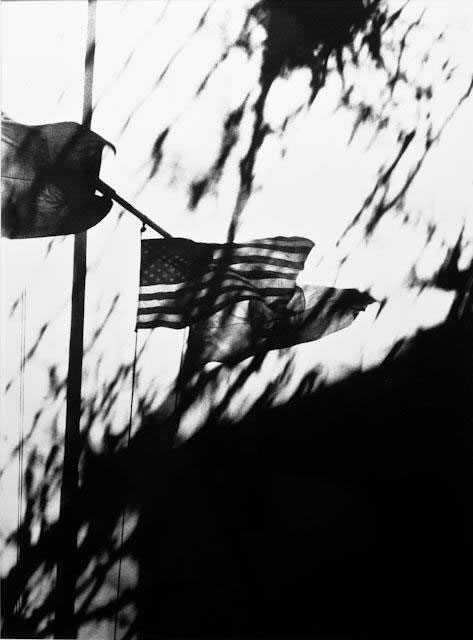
[134,315,473,639]
[3,311,471,638]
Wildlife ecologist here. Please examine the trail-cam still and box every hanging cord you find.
[173,326,189,435]
[15,288,27,615]
[113,330,138,640]
[113,225,144,640]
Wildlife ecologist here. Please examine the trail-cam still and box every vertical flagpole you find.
[54,1,97,637]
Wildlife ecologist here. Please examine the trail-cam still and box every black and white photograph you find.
[1,1,472,638]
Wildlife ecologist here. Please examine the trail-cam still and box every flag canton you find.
[140,239,214,285]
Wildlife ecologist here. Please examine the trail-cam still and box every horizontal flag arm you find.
[96,179,172,238]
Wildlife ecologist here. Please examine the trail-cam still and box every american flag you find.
[136,236,314,329]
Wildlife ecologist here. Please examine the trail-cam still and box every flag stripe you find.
[137,294,284,328]
[140,265,301,290]
[219,255,306,269]
[218,264,299,276]
[138,287,295,312]
[139,274,296,297]
[208,247,312,261]
[139,255,307,285]
[219,238,314,251]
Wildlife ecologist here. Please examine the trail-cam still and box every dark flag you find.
[136,236,315,329]
[1,116,114,239]
[185,284,375,365]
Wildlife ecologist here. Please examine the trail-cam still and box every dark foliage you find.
[3,313,472,638]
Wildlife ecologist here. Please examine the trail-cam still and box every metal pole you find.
[54,1,96,636]
[96,179,172,238]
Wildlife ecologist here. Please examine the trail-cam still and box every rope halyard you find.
[15,287,27,616]
[113,222,142,640]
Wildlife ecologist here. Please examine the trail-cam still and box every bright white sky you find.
[1,3,472,620]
